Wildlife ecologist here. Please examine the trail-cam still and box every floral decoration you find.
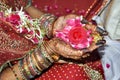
[0,8,45,44]
[56,16,101,49]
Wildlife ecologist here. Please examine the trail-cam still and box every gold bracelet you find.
[43,41,60,61]
[41,44,54,63]
[31,52,43,71]
[34,48,49,69]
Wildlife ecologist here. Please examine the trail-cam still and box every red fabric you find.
[0,19,35,66]
[35,61,104,80]
[34,50,105,80]
[0,0,105,80]
[32,0,104,21]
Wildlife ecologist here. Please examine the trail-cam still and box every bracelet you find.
[30,53,42,75]
[31,51,44,71]
[40,44,54,63]
[22,57,31,79]
[43,41,60,61]
[39,13,57,38]
[33,48,50,69]
[18,60,27,80]
[27,53,41,76]
[17,44,55,79]
[25,55,35,79]
[37,48,52,67]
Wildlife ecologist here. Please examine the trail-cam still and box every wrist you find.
[42,40,60,61]
[38,13,57,38]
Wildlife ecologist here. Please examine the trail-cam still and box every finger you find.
[85,23,97,32]
[96,27,108,36]
[64,14,77,20]
[86,43,99,52]
[63,14,78,26]
[96,39,106,47]
[53,38,84,59]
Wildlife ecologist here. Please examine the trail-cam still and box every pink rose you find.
[68,27,87,44]
[56,17,93,49]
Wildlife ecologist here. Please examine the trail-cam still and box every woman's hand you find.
[50,14,106,60]
[43,38,87,60]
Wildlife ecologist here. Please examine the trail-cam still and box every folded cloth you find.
[99,36,120,80]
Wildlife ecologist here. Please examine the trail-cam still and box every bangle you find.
[18,60,27,80]
[31,52,44,72]
[27,53,41,76]
[43,41,60,61]
[33,48,49,69]
[41,44,54,63]
[23,56,31,79]
[25,55,35,79]
[30,53,42,75]
[19,59,29,80]
[39,13,57,38]
[37,48,52,67]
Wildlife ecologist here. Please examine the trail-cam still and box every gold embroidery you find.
[83,64,104,80]
[0,1,10,11]
[0,27,34,54]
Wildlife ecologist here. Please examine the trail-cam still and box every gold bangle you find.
[41,44,54,63]
[31,52,43,71]
[43,41,60,61]
[34,48,49,69]
[23,56,33,79]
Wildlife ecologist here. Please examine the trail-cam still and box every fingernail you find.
[96,40,106,46]
[82,49,90,53]
[81,18,89,24]
[96,27,108,36]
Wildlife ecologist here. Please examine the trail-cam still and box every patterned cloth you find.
[0,0,107,80]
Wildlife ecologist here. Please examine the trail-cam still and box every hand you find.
[51,14,106,59]
[43,38,86,60]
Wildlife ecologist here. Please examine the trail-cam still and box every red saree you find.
[0,0,109,80]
